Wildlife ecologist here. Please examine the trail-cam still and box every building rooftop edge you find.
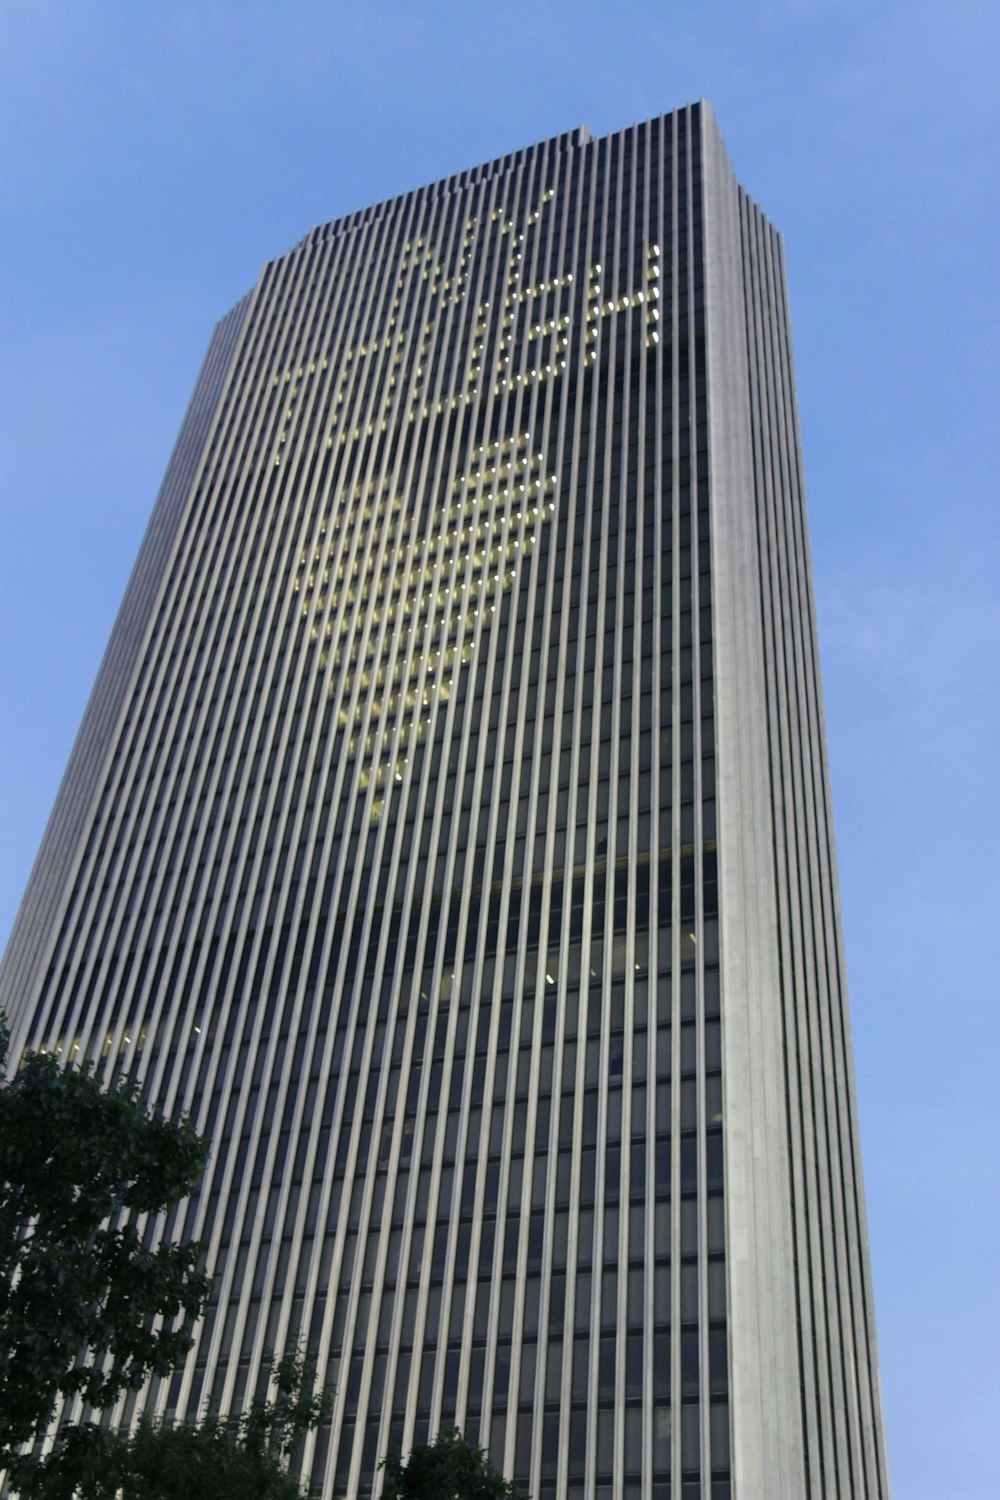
[285,102,710,261]
[221,101,716,326]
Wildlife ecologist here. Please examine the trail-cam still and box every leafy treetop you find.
[10,1350,331,1500]
[0,1017,211,1476]
[380,1428,530,1500]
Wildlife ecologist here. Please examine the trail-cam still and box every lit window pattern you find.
[292,436,558,805]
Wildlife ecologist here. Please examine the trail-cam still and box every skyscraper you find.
[1,101,889,1497]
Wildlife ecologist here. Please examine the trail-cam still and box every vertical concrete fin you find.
[701,102,806,1497]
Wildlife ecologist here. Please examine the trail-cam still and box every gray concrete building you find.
[1,103,889,1497]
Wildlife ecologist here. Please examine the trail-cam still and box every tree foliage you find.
[0,1018,211,1487]
[12,1351,331,1500]
[380,1429,529,1500]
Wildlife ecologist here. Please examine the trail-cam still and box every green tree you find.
[0,1017,210,1490]
[380,1429,529,1500]
[15,1351,331,1500]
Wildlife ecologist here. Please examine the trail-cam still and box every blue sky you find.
[2,2,998,1492]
